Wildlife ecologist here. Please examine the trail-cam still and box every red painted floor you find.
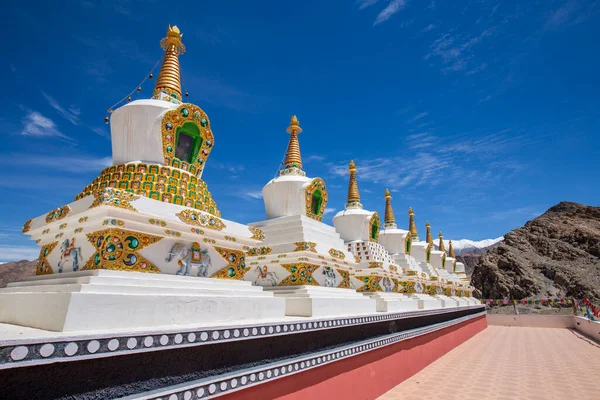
[221,315,487,400]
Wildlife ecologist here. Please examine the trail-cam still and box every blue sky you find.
[2,0,599,262]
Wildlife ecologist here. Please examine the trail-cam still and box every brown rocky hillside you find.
[470,202,600,302]
[0,260,37,288]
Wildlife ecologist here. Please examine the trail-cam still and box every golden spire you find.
[153,25,186,101]
[425,221,433,244]
[283,115,303,171]
[384,189,396,228]
[408,207,418,238]
[438,232,446,253]
[448,240,455,258]
[346,160,362,208]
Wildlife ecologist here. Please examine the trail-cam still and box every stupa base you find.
[408,294,445,309]
[365,292,421,312]
[262,286,376,317]
[0,270,285,332]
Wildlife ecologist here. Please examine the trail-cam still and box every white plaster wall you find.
[379,229,409,255]
[444,257,456,273]
[333,208,373,242]
[262,175,312,219]
[430,250,445,271]
[110,99,178,165]
[574,316,600,342]
[455,262,466,274]
[411,242,428,263]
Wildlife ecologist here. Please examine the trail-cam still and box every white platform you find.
[0,270,286,332]
[434,295,460,308]
[365,292,420,312]
[409,294,444,310]
[263,285,376,317]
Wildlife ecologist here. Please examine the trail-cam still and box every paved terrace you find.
[379,325,600,400]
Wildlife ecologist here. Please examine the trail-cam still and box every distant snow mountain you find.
[435,237,503,255]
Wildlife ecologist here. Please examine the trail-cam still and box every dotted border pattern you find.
[127,311,487,400]
[0,305,485,370]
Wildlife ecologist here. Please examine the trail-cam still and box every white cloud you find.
[425,28,494,74]
[246,191,263,200]
[421,24,435,32]
[42,92,80,125]
[324,208,336,215]
[409,112,429,123]
[3,154,112,173]
[374,0,406,25]
[91,127,111,138]
[0,246,39,262]
[20,111,69,139]
[357,0,379,9]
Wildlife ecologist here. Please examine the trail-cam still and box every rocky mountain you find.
[470,202,600,302]
[0,260,37,288]
[455,254,481,276]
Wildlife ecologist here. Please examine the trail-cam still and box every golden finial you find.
[384,189,396,228]
[425,221,433,244]
[153,25,186,101]
[448,239,455,258]
[346,160,362,208]
[283,115,303,171]
[438,232,446,253]
[408,207,418,238]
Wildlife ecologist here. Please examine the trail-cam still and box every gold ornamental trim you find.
[328,248,346,260]
[74,163,220,217]
[89,188,139,211]
[176,209,226,231]
[161,103,214,175]
[84,228,162,273]
[22,219,33,233]
[279,262,319,286]
[248,226,265,241]
[212,247,249,280]
[294,241,317,252]
[36,241,58,275]
[305,178,328,221]
[246,246,272,256]
[45,206,71,224]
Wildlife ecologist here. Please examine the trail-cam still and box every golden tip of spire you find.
[167,25,183,39]
[409,207,414,215]
[439,231,443,237]
[384,188,391,199]
[286,115,302,134]
[426,221,430,227]
[349,160,357,172]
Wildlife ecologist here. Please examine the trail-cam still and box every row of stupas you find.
[0,25,477,333]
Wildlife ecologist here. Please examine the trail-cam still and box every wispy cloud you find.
[425,28,494,74]
[42,92,79,125]
[408,111,428,123]
[421,24,435,32]
[305,155,326,162]
[374,0,406,25]
[357,0,379,10]
[245,191,263,200]
[3,154,112,173]
[544,0,597,30]
[20,111,69,140]
[324,208,337,215]
[0,245,39,262]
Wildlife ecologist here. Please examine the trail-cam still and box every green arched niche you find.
[405,235,412,255]
[311,190,323,217]
[175,122,203,164]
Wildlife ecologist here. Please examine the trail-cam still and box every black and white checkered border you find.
[0,305,485,370]
[124,311,487,400]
